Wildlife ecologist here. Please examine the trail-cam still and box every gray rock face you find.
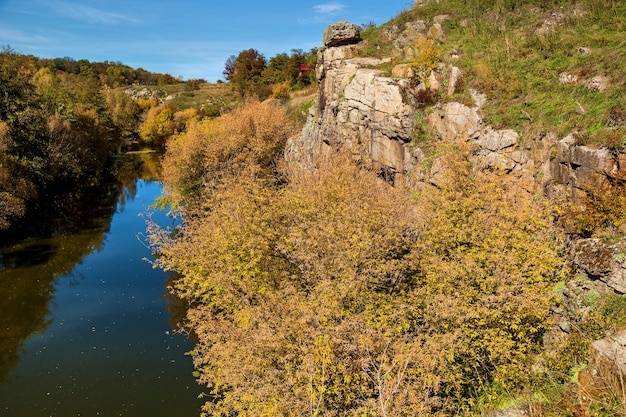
[289,23,538,186]
[322,21,361,47]
[477,127,519,152]
[550,134,626,200]
[427,102,535,178]
[591,331,626,378]
[572,238,626,294]
[291,20,626,200]
[581,330,626,406]
[287,30,422,176]
[124,87,164,101]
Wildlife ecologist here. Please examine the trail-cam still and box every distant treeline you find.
[35,52,189,87]
[0,46,185,231]
[224,48,318,98]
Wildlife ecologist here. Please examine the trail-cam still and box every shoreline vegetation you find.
[148,99,568,415]
[3,0,626,415]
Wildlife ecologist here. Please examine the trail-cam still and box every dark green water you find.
[0,155,204,416]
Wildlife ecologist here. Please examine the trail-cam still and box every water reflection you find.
[0,151,202,417]
[0,260,55,384]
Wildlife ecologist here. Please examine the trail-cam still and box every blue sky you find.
[0,0,412,81]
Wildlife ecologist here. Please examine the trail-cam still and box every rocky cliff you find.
[287,21,545,189]
[288,21,626,195]
[287,17,626,407]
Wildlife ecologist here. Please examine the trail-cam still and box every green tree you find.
[263,52,290,85]
[230,48,267,94]
[263,49,317,89]
[105,89,142,145]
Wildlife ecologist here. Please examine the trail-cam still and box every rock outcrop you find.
[289,20,626,197]
[578,330,626,412]
[551,133,626,200]
[322,21,362,47]
[124,87,165,101]
[290,18,626,413]
[286,37,420,177]
[572,238,626,294]
[288,22,543,187]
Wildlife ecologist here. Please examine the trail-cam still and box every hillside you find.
[147,1,626,416]
[363,0,625,148]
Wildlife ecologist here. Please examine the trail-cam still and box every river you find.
[0,153,204,416]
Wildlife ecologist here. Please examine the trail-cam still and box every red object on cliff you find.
[299,64,314,71]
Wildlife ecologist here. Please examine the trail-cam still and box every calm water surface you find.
[0,158,204,416]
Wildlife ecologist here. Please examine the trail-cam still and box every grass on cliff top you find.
[361,0,626,149]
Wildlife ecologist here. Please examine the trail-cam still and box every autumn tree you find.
[139,104,176,146]
[32,67,113,180]
[151,102,567,415]
[223,54,236,81]
[105,89,142,144]
[229,48,267,94]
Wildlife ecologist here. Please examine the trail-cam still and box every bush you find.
[410,142,567,408]
[411,35,441,82]
[271,81,290,101]
[151,136,567,415]
[139,104,176,146]
[160,98,292,206]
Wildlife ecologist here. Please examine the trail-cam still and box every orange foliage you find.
[151,107,567,416]
[161,98,293,205]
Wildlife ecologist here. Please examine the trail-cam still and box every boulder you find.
[585,74,610,92]
[322,21,361,47]
[572,238,626,294]
[428,23,445,40]
[427,102,482,142]
[550,134,626,192]
[559,71,579,85]
[392,64,414,79]
[581,330,626,408]
[590,331,626,380]
[469,88,487,108]
[477,127,519,152]
[572,238,615,277]
[447,65,463,95]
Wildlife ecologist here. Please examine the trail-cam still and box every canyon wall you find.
[287,21,626,392]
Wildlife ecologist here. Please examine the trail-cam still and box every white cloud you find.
[313,3,346,15]
[298,2,347,24]
[43,1,140,25]
[0,27,50,45]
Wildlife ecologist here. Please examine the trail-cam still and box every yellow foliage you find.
[136,98,158,110]
[411,142,567,402]
[271,81,291,101]
[560,177,626,238]
[173,107,201,131]
[151,108,568,415]
[161,98,293,206]
[412,34,441,82]
[0,121,9,154]
[139,104,176,145]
